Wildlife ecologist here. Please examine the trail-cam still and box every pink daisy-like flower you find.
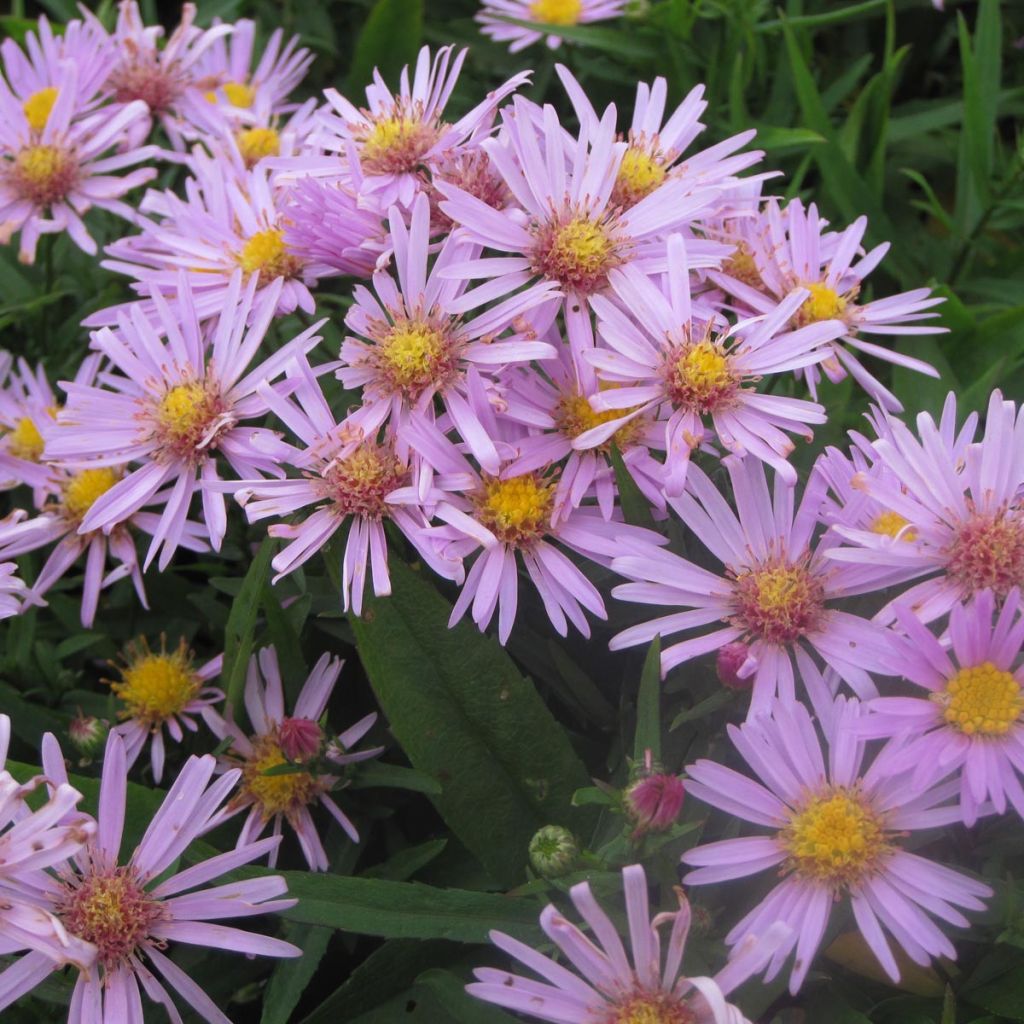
[469,862,789,1023]
[610,455,894,716]
[710,197,944,411]
[341,193,559,474]
[556,65,765,212]
[318,44,529,209]
[861,589,1024,826]
[212,647,382,871]
[87,150,318,326]
[47,273,323,568]
[583,234,843,493]
[0,58,157,263]
[400,412,666,644]
[0,730,300,1023]
[234,355,462,614]
[476,0,627,53]
[826,390,1024,624]
[682,697,992,993]
[106,635,224,784]
[0,560,25,619]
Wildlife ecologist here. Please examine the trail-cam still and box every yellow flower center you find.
[156,380,224,456]
[612,993,694,1024]
[529,0,583,24]
[12,144,77,205]
[611,146,667,209]
[782,788,886,886]
[532,214,619,294]
[723,242,764,291]
[242,735,320,821]
[236,126,280,167]
[869,510,916,540]
[666,341,738,412]
[237,228,302,282]
[62,468,120,523]
[733,561,825,645]
[23,86,59,132]
[376,317,454,394]
[206,80,255,107]
[476,475,555,548]
[320,444,406,519]
[111,646,200,727]
[59,868,163,971]
[360,113,440,175]
[7,416,45,461]
[946,510,1024,598]
[794,282,848,327]
[555,390,642,452]
[938,661,1023,737]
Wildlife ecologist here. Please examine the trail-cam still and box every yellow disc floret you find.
[7,416,45,461]
[376,317,454,394]
[476,474,555,547]
[62,467,120,523]
[946,511,1024,597]
[23,87,59,132]
[613,993,695,1024]
[156,380,224,456]
[939,661,1024,737]
[241,734,320,821]
[722,242,764,291]
[782,788,886,886]
[360,114,440,175]
[236,126,280,167]
[237,228,302,282]
[206,80,255,107]
[529,0,583,24]
[794,282,848,327]
[611,146,667,209]
[111,639,201,727]
[667,341,738,412]
[870,510,916,540]
[532,214,619,294]
[733,561,825,645]
[320,443,407,519]
[12,144,78,205]
[555,390,642,452]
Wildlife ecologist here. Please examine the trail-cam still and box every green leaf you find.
[260,922,332,1024]
[350,558,595,886]
[609,445,655,531]
[346,0,424,97]
[362,839,448,881]
[221,538,274,717]
[415,969,519,1023]
[349,760,443,796]
[633,637,661,764]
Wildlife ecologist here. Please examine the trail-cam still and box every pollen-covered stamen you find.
[733,560,826,645]
[58,867,165,970]
[240,733,322,822]
[475,474,555,548]
[945,510,1024,597]
[317,443,407,519]
[870,510,916,541]
[781,787,888,887]
[611,991,695,1024]
[666,339,739,413]
[9,144,79,206]
[722,241,764,291]
[6,416,46,461]
[555,390,643,452]
[937,661,1024,737]
[530,212,622,294]
[109,637,201,729]
[358,107,444,176]
[237,126,280,167]
[62,467,120,524]
[155,379,230,458]
[369,312,460,397]
[237,228,303,282]
[23,87,59,132]
[792,282,852,329]
[529,0,583,24]
[610,141,668,210]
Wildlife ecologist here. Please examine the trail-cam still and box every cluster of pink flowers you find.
[0,3,1017,1019]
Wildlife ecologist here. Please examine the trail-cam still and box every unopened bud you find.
[68,710,108,759]
[529,825,579,879]
[278,717,323,762]
[716,642,753,690]
[625,773,685,835]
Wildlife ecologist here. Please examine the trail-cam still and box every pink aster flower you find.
[47,273,323,568]
[340,193,560,474]
[400,412,666,644]
[212,647,382,871]
[233,354,462,614]
[584,234,843,493]
[682,697,992,993]
[0,730,300,1023]
[610,455,894,717]
[469,862,788,1023]
[825,390,1024,625]
[106,635,224,784]
[0,58,157,262]
[709,197,944,411]
[861,589,1024,826]
[87,150,318,326]
[318,44,529,209]
[0,355,69,495]
[476,0,627,53]
[0,560,25,619]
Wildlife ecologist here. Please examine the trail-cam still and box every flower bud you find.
[67,710,108,759]
[278,717,323,762]
[529,825,579,878]
[716,642,753,690]
[625,772,685,835]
